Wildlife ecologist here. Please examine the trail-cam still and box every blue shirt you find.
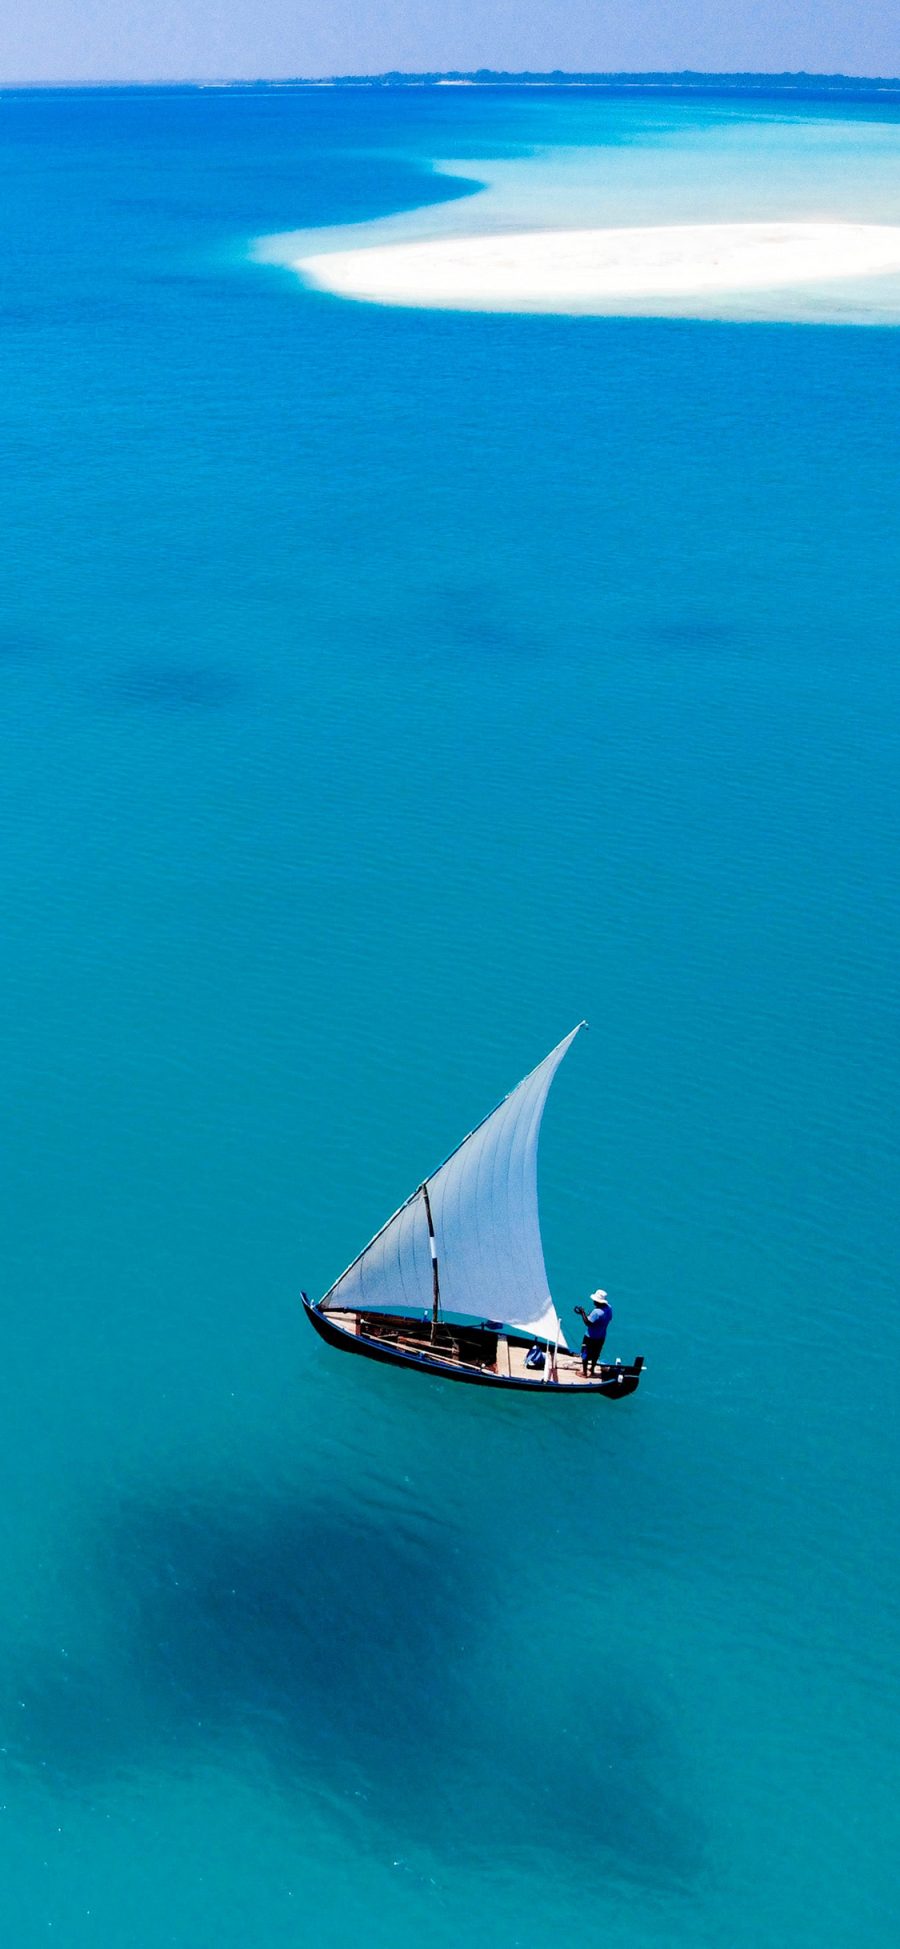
[586,1302,612,1338]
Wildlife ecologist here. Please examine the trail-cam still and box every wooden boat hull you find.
[301,1296,643,1397]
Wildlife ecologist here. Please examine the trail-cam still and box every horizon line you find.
[1,67,900,92]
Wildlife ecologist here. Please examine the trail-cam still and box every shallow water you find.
[1,84,898,1947]
[265,91,900,319]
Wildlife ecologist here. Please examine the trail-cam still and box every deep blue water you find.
[1,85,898,1948]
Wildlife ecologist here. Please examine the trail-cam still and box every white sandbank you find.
[290,222,900,316]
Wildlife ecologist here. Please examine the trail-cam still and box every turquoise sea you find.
[1,83,898,1947]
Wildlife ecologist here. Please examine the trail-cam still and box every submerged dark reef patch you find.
[427,583,546,662]
[3,1480,700,1892]
[111,663,244,709]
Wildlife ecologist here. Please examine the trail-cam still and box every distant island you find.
[296,70,900,96]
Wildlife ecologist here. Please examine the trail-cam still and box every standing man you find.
[575,1289,613,1378]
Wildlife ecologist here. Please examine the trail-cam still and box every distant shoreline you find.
[303,71,900,94]
[2,71,900,96]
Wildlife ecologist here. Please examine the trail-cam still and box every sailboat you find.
[302,1023,644,1396]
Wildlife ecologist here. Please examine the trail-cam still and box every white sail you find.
[321,1024,585,1342]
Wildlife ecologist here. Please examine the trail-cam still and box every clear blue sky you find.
[0,0,897,85]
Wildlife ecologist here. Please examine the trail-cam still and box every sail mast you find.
[420,1181,441,1337]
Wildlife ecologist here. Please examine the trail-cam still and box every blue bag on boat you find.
[525,1344,546,1370]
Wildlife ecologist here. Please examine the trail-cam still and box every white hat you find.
[590,1289,607,1302]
